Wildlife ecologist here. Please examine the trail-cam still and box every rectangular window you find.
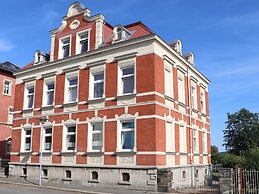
[91,122,103,151]
[7,107,13,124]
[67,77,78,102]
[165,68,173,97]
[166,122,175,152]
[6,139,12,154]
[62,38,70,58]
[45,82,55,106]
[24,129,32,151]
[191,85,196,109]
[180,125,186,153]
[3,80,11,95]
[93,73,104,98]
[193,129,198,153]
[26,86,34,108]
[44,128,52,151]
[121,66,134,94]
[121,121,135,151]
[78,32,89,54]
[200,90,206,114]
[202,131,207,153]
[178,71,185,104]
[66,126,76,151]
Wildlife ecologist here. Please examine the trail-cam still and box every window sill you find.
[41,176,48,180]
[61,151,77,154]
[116,93,136,99]
[20,151,32,154]
[164,95,175,102]
[118,181,131,185]
[41,151,52,154]
[178,102,187,108]
[201,112,207,117]
[88,98,105,103]
[42,105,54,109]
[192,108,199,113]
[62,178,72,181]
[22,108,33,112]
[115,151,136,155]
[88,179,99,183]
[2,93,11,97]
[85,151,104,156]
[63,101,78,107]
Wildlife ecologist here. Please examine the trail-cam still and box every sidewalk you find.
[0,176,163,194]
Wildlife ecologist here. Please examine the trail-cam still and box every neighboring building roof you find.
[0,61,20,74]
[0,127,11,141]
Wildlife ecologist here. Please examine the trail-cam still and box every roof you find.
[0,127,11,141]
[0,61,20,74]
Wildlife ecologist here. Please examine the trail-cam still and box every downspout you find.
[187,66,194,187]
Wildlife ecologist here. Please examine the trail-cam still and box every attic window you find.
[113,26,131,42]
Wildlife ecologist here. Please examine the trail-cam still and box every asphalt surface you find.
[0,183,84,194]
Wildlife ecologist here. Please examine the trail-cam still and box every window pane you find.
[28,87,34,94]
[121,131,134,150]
[80,33,88,39]
[69,87,77,102]
[45,136,52,150]
[94,73,104,81]
[80,40,88,53]
[67,126,76,133]
[28,95,34,108]
[122,76,134,94]
[26,130,31,135]
[45,128,52,134]
[47,83,54,90]
[63,45,70,58]
[69,78,78,86]
[67,134,75,150]
[94,82,104,98]
[122,67,134,75]
[47,91,54,105]
[122,122,134,129]
[93,123,103,131]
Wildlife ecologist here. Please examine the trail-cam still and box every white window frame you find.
[200,88,206,114]
[117,58,136,96]
[89,65,105,100]
[64,72,78,103]
[193,128,199,153]
[62,123,77,152]
[3,79,12,96]
[23,82,35,109]
[164,63,174,98]
[202,130,207,153]
[117,119,136,152]
[76,30,90,55]
[58,35,71,59]
[43,126,53,152]
[166,121,175,152]
[178,70,185,104]
[21,127,32,152]
[42,78,55,107]
[179,125,187,153]
[88,121,104,152]
[7,106,13,124]
[191,83,197,110]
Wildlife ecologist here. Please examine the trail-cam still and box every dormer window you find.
[59,37,71,59]
[113,26,131,42]
[76,31,89,54]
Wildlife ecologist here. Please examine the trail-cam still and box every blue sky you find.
[1,0,259,151]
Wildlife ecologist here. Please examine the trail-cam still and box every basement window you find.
[182,171,186,179]
[42,169,48,177]
[23,168,27,176]
[122,172,130,182]
[65,170,72,179]
[91,171,98,180]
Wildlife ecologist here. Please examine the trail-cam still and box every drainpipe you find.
[187,66,194,187]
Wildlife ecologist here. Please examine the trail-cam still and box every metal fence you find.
[170,165,220,193]
[232,168,259,194]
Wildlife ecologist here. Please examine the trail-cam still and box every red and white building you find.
[10,2,210,191]
[0,61,19,175]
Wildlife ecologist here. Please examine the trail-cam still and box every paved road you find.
[0,183,84,194]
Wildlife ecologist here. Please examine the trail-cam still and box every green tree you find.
[211,145,221,164]
[223,108,259,155]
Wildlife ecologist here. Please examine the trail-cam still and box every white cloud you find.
[0,39,13,52]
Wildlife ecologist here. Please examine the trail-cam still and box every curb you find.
[0,180,111,194]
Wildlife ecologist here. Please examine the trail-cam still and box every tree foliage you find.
[223,108,259,155]
[211,145,221,165]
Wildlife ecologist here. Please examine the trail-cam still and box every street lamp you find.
[39,116,47,186]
